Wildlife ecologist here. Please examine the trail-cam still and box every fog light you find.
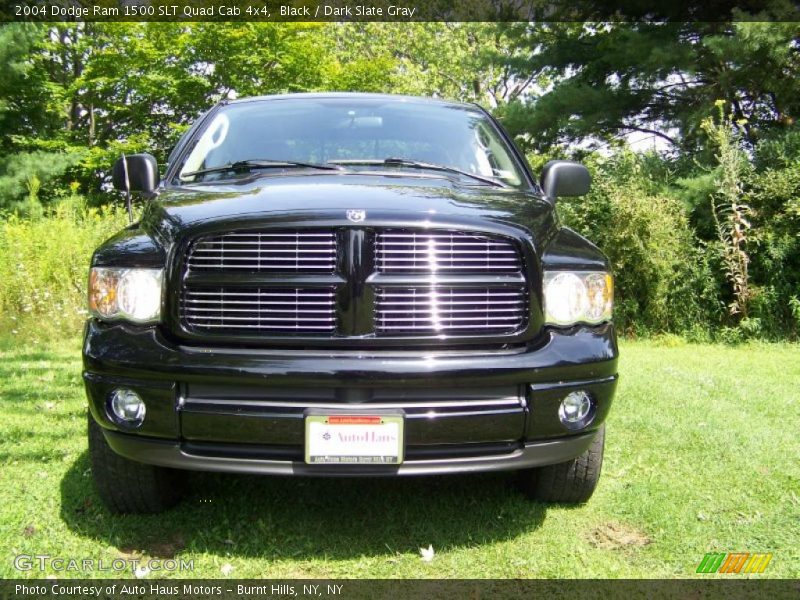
[559,391,593,429]
[109,388,145,426]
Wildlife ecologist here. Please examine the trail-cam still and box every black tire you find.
[518,425,605,504]
[88,414,186,514]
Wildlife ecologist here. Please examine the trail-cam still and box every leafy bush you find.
[558,153,720,337]
[0,150,85,211]
[744,162,800,338]
[0,196,127,340]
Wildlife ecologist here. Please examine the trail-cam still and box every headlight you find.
[543,271,613,326]
[88,267,163,323]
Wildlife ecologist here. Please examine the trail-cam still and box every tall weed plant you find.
[0,196,127,341]
[702,105,754,320]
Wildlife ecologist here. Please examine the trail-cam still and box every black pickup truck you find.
[84,93,617,513]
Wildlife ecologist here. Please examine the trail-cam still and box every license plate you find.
[305,413,404,465]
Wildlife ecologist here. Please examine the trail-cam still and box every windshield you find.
[174,97,528,188]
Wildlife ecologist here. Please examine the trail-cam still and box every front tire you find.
[518,425,605,504]
[88,414,185,514]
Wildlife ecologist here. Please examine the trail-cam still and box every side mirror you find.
[540,160,591,199]
[112,153,159,194]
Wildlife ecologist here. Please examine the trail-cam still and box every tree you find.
[0,23,83,210]
[496,18,800,153]
[0,23,58,152]
[323,23,538,107]
[0,22,345,205]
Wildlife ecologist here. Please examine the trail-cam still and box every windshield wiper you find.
[181,159,342,179]
[328,158,508,188]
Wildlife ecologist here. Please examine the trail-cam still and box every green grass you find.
[1,336,798,579]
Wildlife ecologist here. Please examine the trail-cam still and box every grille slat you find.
[185,298,333,302]
[379,308,523,314]
[376,231,522,273]
[187,308,337,315]
[378,316,522,322]
[188,263,332,270]
[187,316,336,322]
[379,300,524,305]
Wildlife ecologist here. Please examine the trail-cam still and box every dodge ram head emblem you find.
[346,209,366,223]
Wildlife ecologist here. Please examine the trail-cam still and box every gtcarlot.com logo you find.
[14,554,194,573]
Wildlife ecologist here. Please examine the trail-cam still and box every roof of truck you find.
[226,92,479,110]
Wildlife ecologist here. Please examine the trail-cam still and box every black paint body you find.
[84,94,618,476]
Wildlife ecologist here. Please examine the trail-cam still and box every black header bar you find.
[3,0,800,22]
[2,579,800,600]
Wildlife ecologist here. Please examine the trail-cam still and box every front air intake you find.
[375,286,528,335]
[376,230,522,273]
[177,227,531,344]
[182,287,337,334]
[187,231,336,273]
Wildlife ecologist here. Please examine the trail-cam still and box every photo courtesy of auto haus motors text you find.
[14,583,344,597]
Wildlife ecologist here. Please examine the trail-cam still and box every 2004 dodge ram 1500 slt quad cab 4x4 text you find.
[84,93,617,513]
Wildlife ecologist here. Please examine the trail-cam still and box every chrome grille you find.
[178,227,531,342]
[182,287,336,333]
[375,287,528,335]
[187,231,336,272]
[376,230,522,273]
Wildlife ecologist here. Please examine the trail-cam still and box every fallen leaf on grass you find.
[419,544,435,562]
[22,525,36,538]
[134,566,150,578]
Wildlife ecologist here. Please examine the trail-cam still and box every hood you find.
[140,173,558,246]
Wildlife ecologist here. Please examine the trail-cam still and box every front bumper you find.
[83,321,618,475]
[103,428,600,476]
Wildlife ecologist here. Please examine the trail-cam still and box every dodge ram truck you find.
[84,93,617,513]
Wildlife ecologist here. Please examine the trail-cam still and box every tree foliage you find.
[496,18,800,153]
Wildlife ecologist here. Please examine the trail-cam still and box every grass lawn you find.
[0,335,798,579]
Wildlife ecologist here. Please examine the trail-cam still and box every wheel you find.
[518,425,605,504]
[87,413,186,514]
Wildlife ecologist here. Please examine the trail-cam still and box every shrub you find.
[558,153,720,336]
[0,150,85,211]
[743,163,800,339]
[0,197,127,340]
